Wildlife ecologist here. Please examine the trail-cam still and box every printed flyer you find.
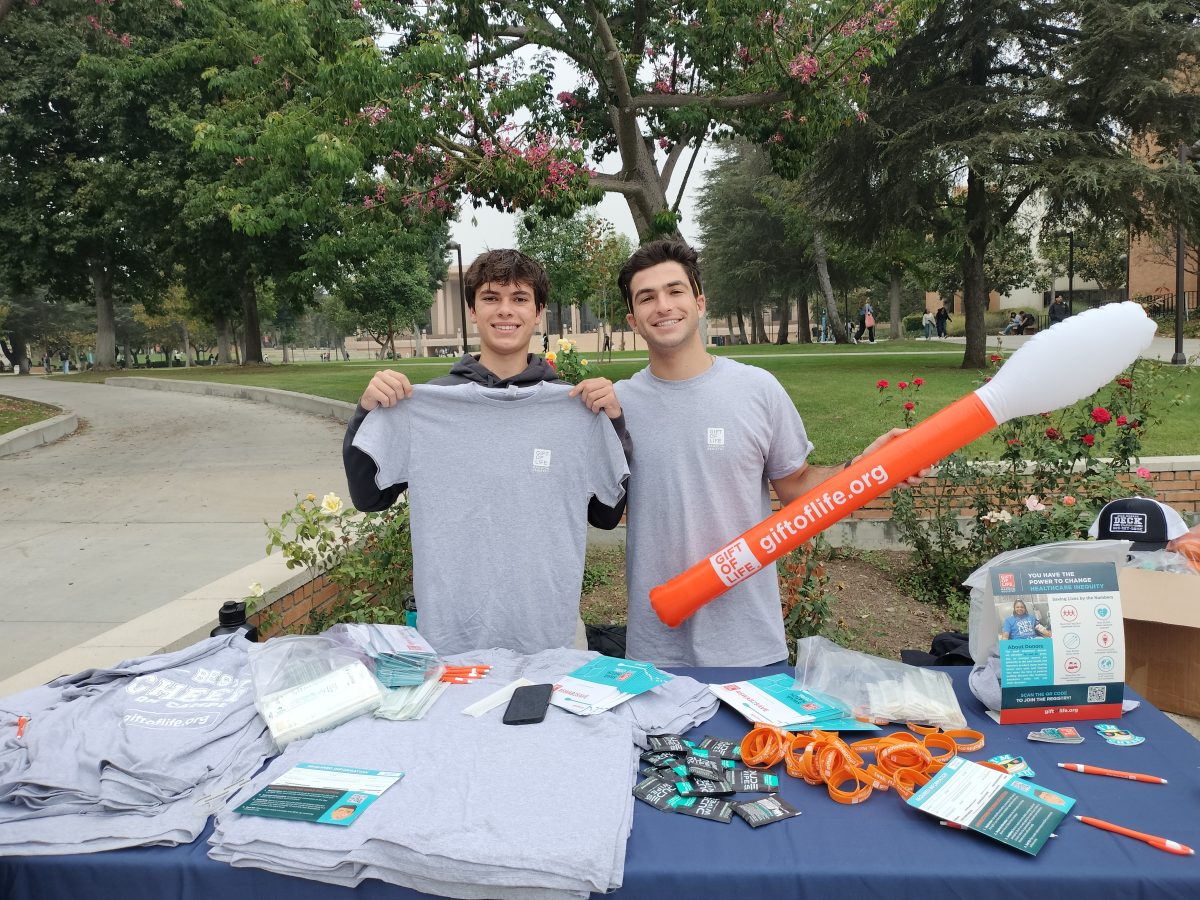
[235,763,404,826]
[990,561,1124,724]
[908,757,1074,856]
[708,674,875,731]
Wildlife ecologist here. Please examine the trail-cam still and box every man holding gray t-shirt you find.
[343,249,629,655]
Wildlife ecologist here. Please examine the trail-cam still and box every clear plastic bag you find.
[965,540,1130,666]
[793,636,967,730]
[248,635,385,748]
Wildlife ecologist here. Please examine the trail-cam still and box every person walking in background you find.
[1048,295,1069,327]
[921,310,935,340]
[855,302,876,344]
[935,305,951,338]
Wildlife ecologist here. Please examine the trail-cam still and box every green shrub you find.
[888,356,1186,607]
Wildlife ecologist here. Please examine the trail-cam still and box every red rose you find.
[1116,415,1128,426]
[876,379,889,390]
[912,377,924,386]
[1081,434,1095,447]
[898,381,909,390]
[1045,428,1060,440]
[983,376,992,383]
[1091,407,1112,425]
[904,401,915,410]
[1007,439,1021,446]
[1116,377,1133,389]
[989,354,1002,363]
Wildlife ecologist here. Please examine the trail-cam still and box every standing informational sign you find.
[991,561,1124,724]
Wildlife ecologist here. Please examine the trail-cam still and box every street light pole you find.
[1067,230,1074,315]
[446,240,469,356]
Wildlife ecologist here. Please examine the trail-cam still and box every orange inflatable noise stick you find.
[650,301,1159,628]
[650,395,995,627]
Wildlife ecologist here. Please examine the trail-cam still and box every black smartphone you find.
[502,683,554,726]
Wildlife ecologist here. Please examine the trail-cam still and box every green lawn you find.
[0,395,59,435]
[62,342,1199,464]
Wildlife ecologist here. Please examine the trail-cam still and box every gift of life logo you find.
[707,427,725,449]
[998,573,1016,591]
[532,448,552,470]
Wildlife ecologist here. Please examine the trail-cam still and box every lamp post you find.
[1171,140,1200,365]
[446,240,469,354]
[1066,230,1075,315]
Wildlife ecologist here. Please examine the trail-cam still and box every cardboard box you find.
[1119,568,1200,718]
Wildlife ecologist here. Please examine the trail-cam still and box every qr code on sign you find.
[1087,685,1107,703]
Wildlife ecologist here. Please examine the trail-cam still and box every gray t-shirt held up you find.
[616,357,813,667]
[354,383,628,656]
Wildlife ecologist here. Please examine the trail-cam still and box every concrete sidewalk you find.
[0,377,350,681]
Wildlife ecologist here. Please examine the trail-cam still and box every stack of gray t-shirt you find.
[353,383,628,656]
[209,647,718,899]
[0,632,274,855]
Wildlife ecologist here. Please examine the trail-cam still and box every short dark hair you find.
[617,240,703,313]
[463,249,549,311]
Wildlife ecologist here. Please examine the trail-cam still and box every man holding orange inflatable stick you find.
[614,240,924,667]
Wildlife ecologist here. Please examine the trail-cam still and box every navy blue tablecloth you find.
[2,666,1198,900]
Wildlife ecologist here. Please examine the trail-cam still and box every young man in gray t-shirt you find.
[614,240,924,667]
[343,250,630,655]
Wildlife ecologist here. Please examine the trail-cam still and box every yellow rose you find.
[557,338,572,351]
[546,351,557,363]
[581,359,589,366]
[320,492,344,515]
[305,493,316,502]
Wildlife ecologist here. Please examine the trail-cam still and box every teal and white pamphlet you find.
[236,763,404,826]
[551,657,672,716]
[708,674,875,730]
[990,561,1124,724]
[908,756,1073,855]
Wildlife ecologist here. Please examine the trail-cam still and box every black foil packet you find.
[633,775,692,813]
[730,768,780,793]
[676,795,735,824]
[734,796,802,827]
[698,737,742,760]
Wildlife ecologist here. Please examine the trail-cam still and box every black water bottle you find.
[210,600,259,642]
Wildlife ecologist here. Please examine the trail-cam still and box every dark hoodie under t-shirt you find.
[342,353,630,529]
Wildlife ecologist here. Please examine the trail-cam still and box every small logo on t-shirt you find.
[532,448,552,470]
[707,427,725,449]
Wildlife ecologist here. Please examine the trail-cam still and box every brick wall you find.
[251,461,1200,638]
[252,574,342,639]
[771,460,1200,520]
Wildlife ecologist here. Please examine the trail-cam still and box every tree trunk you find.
[889,264,903,340]
[240,275,264,364]
[749,298,762,343]
[216,312,233,365]
[812,228,849,343]
[775,297,791,345]
[557,301,565,338]
[182,324,192,368]
[735,308,748,344]
[797,293,812,344]
[88,257,117,368]
[1,330,28,374]
[961,166,989,368]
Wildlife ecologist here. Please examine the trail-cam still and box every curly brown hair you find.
[463,249,550,311]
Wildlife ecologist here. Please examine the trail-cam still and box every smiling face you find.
[470,279,540,362]
[1013,600,1028,617]
[625,261,706,356]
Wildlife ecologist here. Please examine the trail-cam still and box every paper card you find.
[708,674,850,728]
[908,757,1073,856]
[235,763,403,826]
[551,658,671,716]
[990,562,1125,725]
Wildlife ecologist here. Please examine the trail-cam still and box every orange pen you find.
[1075,816,1195,856]
[1058,763,1167,784]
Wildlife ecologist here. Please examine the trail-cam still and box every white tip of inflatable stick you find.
[975,301,1156,424]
